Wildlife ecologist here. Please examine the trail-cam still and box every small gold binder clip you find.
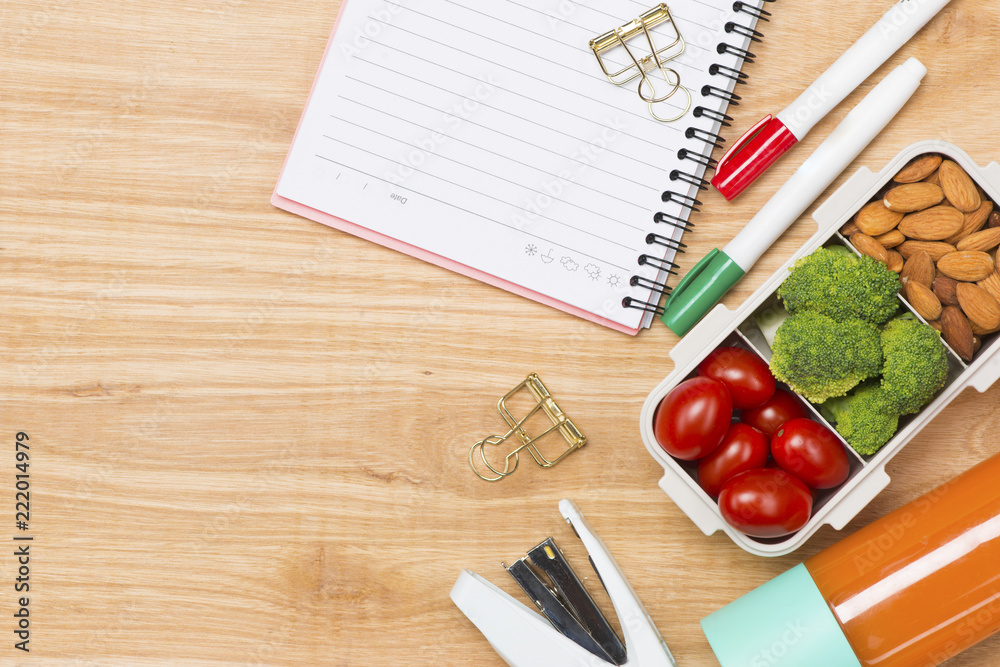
[590,4,691,123]
[469,374,586,482]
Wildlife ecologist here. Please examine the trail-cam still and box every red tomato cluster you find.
[653,346,851,538]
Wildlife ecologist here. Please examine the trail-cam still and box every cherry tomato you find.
[718,468,813,538]
[697,423,769,497]
[697,346,776,409]
[771,418,851,489]
[741,389,809,438]
[653,377,733,461]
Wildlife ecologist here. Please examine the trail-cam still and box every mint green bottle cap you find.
[661,249,745,337]
[701,563,861,667]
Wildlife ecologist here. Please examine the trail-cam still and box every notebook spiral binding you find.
[623,0,776,318]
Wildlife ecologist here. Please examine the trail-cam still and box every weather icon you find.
[607,274,622,288]
[560,257,579,272]
[525,244,538,256]
[584,263,601,281]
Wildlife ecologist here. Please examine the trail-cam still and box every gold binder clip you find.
[590,4,691,123]
[469,374,586,482]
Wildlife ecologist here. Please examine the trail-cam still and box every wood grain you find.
[2,0,1000,664]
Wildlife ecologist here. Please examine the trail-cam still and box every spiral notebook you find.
[273,0,774,334]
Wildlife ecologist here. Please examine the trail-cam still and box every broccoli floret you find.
[818,317,948,456]
[778,247,900,325]
[770,311,883,404]
[755,300,790,350]
[880,315,949,415]
[818,393,852,424]
[829,383,899,456]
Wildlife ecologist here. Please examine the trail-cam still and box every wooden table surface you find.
[4,1,1000,664]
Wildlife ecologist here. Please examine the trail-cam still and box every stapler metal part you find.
[505,538,627,665]
[451,499,678,667]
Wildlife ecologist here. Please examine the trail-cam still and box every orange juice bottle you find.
[702,451,1000,666]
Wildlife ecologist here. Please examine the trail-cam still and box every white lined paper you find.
[276,0,763,331]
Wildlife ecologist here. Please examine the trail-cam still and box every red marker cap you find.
[711,116,798,201]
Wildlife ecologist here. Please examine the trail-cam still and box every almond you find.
[855,201,904,236]
[990,211,1000,229]
[939,160,982,213]
[875,229,906,248]
[897,241,957,261]
[957,227,1000,252]
[924,168,941,186]
[899,251,935,288]
[974,336,984,355]
[840,219,861,237]
[884,182,945,212]
[937,251,995,282]
[886,250,904,273]
[971,322,1000,336]
[932,275,961,307]
[906,281,943,321]
[944,200,994,245]
[977,269,1000,303]
[957,282,1000,331]
[849,232,889,264]
[940,306,976,362]
[928,319,943,333]
[898,205,965,240]
[894,154,943,183]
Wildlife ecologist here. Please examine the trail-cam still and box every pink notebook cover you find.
[270,0,640,335]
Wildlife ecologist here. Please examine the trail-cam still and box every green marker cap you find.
[661,249,745,336]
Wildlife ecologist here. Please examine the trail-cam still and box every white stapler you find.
[450,498,678,667]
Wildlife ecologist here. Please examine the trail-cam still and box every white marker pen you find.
[713,0,951,200]
[663,58,927,336]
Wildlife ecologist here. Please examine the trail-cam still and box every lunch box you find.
[640,140,1000,556]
